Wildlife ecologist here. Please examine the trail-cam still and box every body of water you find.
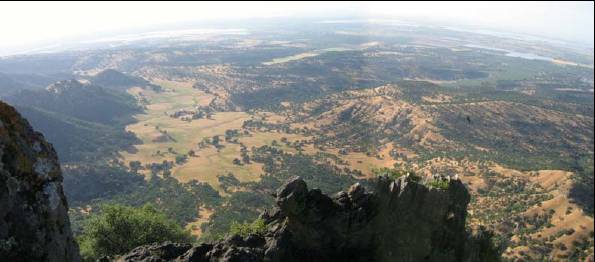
[464,44,555,62]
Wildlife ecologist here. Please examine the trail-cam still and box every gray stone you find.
[0,101,80,261]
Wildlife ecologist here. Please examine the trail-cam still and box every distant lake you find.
[505,52,555,62]
[464,44,555,62]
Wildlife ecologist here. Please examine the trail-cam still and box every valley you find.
[114,71,594,261]
[119,79,313,189]
[0,17,592,261]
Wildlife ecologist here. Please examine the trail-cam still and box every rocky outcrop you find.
[115,176,498,262]
[0,101,80,261]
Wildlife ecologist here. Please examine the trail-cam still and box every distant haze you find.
[0,1,593,56]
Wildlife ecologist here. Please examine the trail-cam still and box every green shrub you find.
[427,179,450,190]
[229,219,267,238]
[77,204,192,261]
[175,154,188,164]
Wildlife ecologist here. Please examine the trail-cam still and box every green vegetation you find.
[569,155,594,215]
[427,179,450,190]
[218,173,241,193]
[201,145,363,240]
[202,190,273,241]
[78,204,192,261]
[229,219,267,238]
[67,166,222,235]
[186,180,223,209]
[6,81,141,162]
[110,173,203,225]
[175,154,188,164]
[372,167,421,182]
[14,106,140,162]
[63,165,144,206]
[90,69,161,91]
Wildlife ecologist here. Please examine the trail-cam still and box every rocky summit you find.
[0,101,80,261]
[114,176,498,262]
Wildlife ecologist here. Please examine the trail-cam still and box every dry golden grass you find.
[172,146,264,186]
[335,150,395,177]
[120,79,312,191]
[521,171,593,259]
[471,168,595,260]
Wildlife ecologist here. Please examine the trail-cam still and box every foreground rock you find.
[0,101,80,261]
[115,176,498,261]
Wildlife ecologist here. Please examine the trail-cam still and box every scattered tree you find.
[78,204,192,261]
[129,161,142,173]
[175,155,188,165]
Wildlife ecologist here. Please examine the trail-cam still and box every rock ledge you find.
[114,175,497,262]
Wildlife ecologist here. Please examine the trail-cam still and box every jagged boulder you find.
[115,176,497,261]
[0,101,80,261]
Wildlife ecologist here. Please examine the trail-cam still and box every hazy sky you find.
[1,1,593,55]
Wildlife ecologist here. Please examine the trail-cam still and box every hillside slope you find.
[4,80,141,162]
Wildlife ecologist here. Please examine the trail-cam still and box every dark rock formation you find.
[115,176,498,262]
[0,101,80,261]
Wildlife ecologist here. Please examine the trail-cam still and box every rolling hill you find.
[4,79,141,162]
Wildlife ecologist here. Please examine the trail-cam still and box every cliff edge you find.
[0,101,80,261]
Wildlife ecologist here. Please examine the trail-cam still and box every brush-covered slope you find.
[90,69,160,91]
[4,80,141,162]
